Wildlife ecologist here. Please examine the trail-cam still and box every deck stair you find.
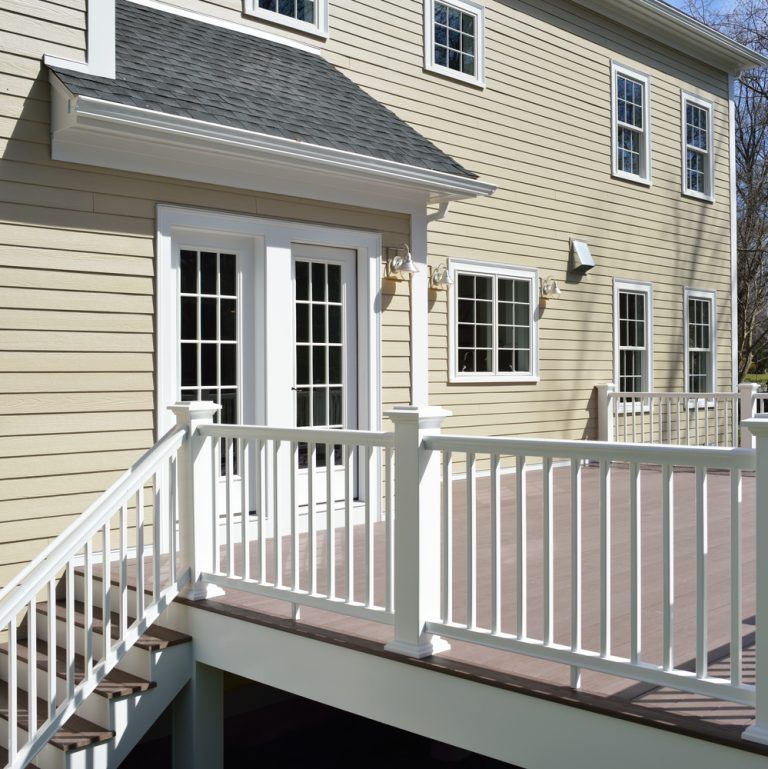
[0,575,191,769]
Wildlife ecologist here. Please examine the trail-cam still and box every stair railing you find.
[0,423,191,769]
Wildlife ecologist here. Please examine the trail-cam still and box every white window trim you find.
[156,205,381,439]
[681,92,715,203]
[684,287,717,397]
[424,0,486,89]
[613,279,654,401]
[448,258,539,384]
[244,0,329,38]
[611,61,652,186]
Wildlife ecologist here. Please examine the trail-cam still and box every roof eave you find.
[49,74,495,205]
[571,0,768,72]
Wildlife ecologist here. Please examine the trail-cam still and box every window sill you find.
[449,374,540,384]
[424,62,485,89]
[682,189,715,204]
[243,6,329,38]
[611,170,652,187]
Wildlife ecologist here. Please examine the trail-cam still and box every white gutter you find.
[51,77,495,203]
[571,0,768,72]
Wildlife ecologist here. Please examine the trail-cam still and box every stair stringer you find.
[105,641,193,768]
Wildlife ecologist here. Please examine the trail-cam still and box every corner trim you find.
[43,0,115,78]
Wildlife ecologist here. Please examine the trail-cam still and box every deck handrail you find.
[424,433,756,469]
[0,424,190,769]
[0,425,187,624]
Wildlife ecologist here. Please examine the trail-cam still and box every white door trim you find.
[156,204,382,438]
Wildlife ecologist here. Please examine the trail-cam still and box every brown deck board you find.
[100,465,761,752]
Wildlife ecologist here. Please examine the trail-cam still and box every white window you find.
[611,63,652,185]
[684,288,716,393]
[424,0,485,88]
[682,93,715,201]
[614,280,653,393]
[244,0,329,37]
[449,259,538,383]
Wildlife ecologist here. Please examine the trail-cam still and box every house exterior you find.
[1,1,768,768]
[2,0,763,591]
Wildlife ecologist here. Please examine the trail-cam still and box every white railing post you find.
[170,401,226,601]
[739,383,759,448]
[597,383,616,442]
[743,418,768,744]
[384,405,451,658]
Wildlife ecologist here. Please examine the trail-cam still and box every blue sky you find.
[666,0,735,11]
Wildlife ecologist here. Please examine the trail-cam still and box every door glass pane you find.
[295,257,345,469]
[178,249,240,475]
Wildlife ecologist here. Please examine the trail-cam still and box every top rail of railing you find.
[423,433,756,470]
[0,424,187,629]
[199,423,394,448]
[606,390,739,400]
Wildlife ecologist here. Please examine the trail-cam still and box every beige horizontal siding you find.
[0,0,735,580]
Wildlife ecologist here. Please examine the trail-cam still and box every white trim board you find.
[244,0,329,39]
[680,91,716,203]
[128,0,322,55]
[44,0,115,78]
[49,75,495,212]
[156,205,382,438]
[447,257,539,384]
[610,62,652,187]
[423,0,486,89]
[165,601,768,769]
[613,278,654,392]
[683,287,717,394]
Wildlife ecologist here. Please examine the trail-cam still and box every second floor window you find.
[246,0,328,36]
[614,280,653,393]
[612,63,651,185]
[425,0,485,87]
[682,94,714,201]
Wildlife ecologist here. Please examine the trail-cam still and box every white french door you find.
[175,234,256,517]
[292,244,358,508]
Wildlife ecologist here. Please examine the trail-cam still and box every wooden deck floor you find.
[118,464,765,756]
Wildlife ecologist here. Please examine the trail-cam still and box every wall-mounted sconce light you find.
[570,239,596,272]
[429,263,454,290]
[540,276,562,301]
[384,243,418,280]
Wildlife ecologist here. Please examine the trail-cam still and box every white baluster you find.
[696,466,708,679]
[490,453,501,635]
[516,456,527,640]
[630,462,641,664]
[466,452,477,631]
[600,459,611,658]
[570,458,582,689]
[731,468,742,686]
[543,456,554,646]
[441,451,453,625]
[662,463,674,671]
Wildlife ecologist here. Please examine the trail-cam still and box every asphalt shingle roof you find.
[50,0,477,179]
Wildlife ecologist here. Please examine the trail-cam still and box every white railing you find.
[171,404,396,625]
[422,434,755,706]
[597,382,768,448]
[7,399,768,763]
[0,424,190,769]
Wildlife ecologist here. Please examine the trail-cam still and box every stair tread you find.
[0,745,41,768]
[0,640,155,699]
[74,566,153,597]
[0,681,114,751]
[36,601,191,651]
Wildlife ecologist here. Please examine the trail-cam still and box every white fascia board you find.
[571,0,768,72]
[49,77,495,208]
[44,0,115,78]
